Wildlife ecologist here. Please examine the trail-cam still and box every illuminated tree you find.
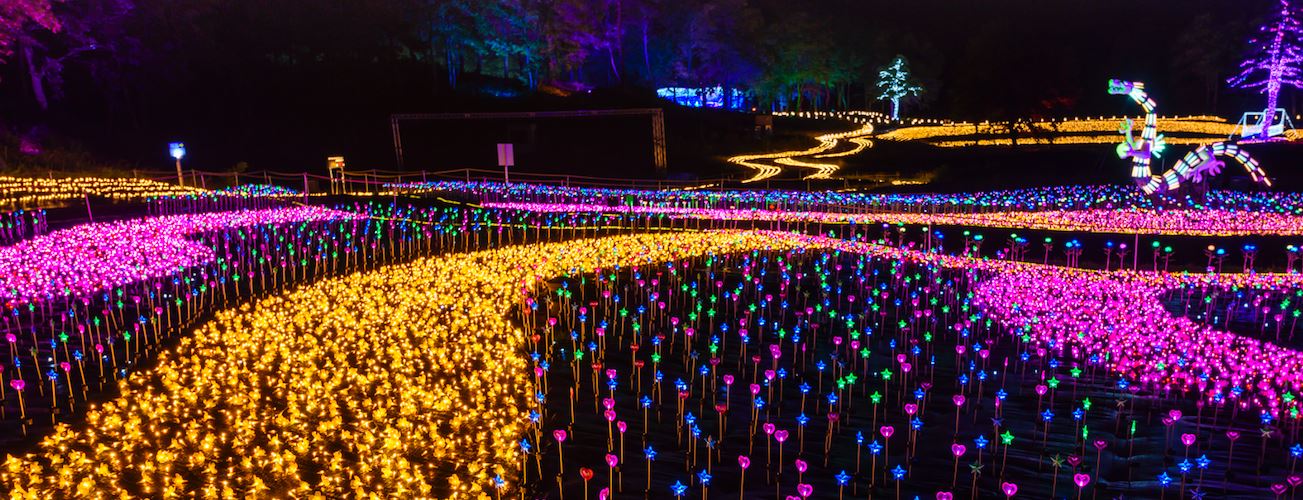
[0,0,59,65]
[1228,0,1303,139]
[876,54,922,120]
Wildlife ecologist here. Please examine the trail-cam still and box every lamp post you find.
[169,142,186,186]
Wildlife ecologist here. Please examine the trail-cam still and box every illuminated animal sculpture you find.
[1108,79,1272,194]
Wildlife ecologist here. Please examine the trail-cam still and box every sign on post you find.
[327,156,346,194]
[497,143,514,184]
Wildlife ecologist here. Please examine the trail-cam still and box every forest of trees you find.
[0,0,1278,169]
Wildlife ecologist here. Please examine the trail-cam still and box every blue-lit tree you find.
[1228,0,1303,139]
[876,55,922,121]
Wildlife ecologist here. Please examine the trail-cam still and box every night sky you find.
[0,0,1279,172]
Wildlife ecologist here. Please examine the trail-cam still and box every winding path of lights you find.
[728,123,874,182]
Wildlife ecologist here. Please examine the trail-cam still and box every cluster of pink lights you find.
[0,207,360,300]
[972,267,1303,413]
[483,202,1303,236]
[765,232,1303,414]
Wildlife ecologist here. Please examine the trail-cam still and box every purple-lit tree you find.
[1228,0,1303,139]
[0,0,59,65]
[4,0,136,111]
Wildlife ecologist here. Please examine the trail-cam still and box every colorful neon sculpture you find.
[1108,79,1272,194]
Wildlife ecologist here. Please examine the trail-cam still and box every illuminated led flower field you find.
[0,231,802,497]
[483,201,1303,236]
[1,179,1302,499]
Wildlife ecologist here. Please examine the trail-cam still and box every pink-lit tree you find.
[0,0,59,64]
[1228,0,1303,139]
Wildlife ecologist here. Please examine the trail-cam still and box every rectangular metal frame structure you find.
[390,108,667,174]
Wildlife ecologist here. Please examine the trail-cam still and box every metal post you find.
[175,159,185,186]
[651,110,667,174]
[1133,233,1140,270]
[391,117,405,169]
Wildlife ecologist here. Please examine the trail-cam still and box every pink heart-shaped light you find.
[1073,473,1090,488]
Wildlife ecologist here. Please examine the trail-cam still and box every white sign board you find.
[497,143,515,167]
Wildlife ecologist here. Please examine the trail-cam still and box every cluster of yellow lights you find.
[772,110,889,124]
[0,231,796,498]
[928,135,1228,148]
[772,110,952,127]
[875,116,1251,147]
[813,137,873,158]
[728,123,874,183]
[0,176,208,206]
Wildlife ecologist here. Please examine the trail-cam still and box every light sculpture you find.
[1108,79,1272,194]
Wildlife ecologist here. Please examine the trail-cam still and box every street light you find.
[169,142,186,186]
